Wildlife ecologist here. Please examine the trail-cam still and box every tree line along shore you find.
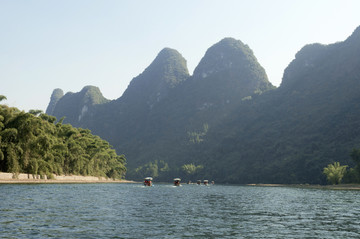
[0,96,127,181]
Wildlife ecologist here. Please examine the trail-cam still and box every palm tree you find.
[323,162,348,185]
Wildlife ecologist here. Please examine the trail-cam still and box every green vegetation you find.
[0,95,7,102]
[45,26,360,184]
[343,148,360,183]
[323,162,348,185]
[132,160,169,179]
[130,161,205,182]
[188,123,209,144]
[0,96,126,179]
[182,163,204,175]
[350,148,360,173]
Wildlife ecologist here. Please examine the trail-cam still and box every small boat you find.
[144,177,153,186]
[197,180,201,185]
[173,178,181,186]
[203,180,209,186]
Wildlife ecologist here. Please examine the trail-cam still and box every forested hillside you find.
[0,96,126,179]
[200,26,360,184]
[47,26,360,184]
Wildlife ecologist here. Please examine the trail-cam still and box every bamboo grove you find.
[0,96,126,179]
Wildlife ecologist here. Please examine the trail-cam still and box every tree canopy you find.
[0,101,126,179]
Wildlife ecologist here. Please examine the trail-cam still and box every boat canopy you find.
[144,177,153,180]
[173,178,181,181]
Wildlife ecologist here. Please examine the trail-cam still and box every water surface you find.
[1,183,359,238]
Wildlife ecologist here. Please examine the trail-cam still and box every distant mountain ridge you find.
[46,26,360,184]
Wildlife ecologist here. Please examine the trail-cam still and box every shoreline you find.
[1,172,358,189]
[0,172,137,184]
[247,183,360,190]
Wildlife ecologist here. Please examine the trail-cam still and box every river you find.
[1,183,359,238]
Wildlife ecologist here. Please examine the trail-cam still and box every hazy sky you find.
[1,0,360,112]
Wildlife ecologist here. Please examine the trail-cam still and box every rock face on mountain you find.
[47,26,360,184]
[50,86,109,127]
[46,88,64,115]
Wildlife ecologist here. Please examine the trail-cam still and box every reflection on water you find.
[1,183,360,238]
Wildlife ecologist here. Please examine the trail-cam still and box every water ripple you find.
[1,184,360,238]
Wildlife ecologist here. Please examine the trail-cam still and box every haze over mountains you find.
[46,26,360,184]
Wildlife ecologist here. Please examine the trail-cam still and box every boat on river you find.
[173,178,181,186]
[203,180,209,186]
[144,177,153,186]
[197,180,201,185]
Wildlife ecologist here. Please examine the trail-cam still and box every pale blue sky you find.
[1,0,360,112]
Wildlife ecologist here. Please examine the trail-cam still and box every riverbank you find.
[0,172,136,184]
[247,183,360,190]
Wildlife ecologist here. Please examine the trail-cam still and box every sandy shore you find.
[0,172,136,184]
[247,183,360,190]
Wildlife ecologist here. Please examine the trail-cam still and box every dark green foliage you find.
[28,109,43,116]
[343,148,360,183]
[0,95,7,102]
[350,148,360,164]
[0,103,126,179]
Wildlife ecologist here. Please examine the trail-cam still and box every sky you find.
[1,0,360,112]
